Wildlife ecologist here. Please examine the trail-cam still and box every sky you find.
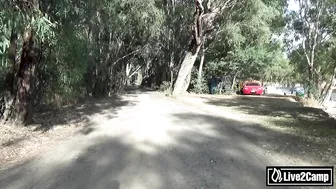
[280,0,300,57]
[287,0,300,12]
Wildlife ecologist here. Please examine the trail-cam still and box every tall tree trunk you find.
[315,68,321,91]
[1,32,18,123]
[320,81,330,97]
[173,0,204,96]
[173,46,201,96]
[307,66,314,98]
[136,69,143,86]
[169,52,174,90]
[14,27,36,125]
[125,62,131,86]
[231,72,238,90]
[322,67,336,109]
[172,0,236,96]
[182,70,192,92]
[197,42,205,87]
[168,0,175,92]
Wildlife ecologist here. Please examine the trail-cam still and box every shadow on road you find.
[33,95,135,133]
[1,107,333,189]
[205,95,324,118]
[0,87,148,167]
[204,95,335,129]
[171,113,335,164]
[32,87,153,133]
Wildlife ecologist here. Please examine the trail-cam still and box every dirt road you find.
[0,88,334,189]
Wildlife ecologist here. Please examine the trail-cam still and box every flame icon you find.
[271,168,283,182]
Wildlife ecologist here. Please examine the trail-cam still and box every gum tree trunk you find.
[14,27,37,125]
[172,0,236,96]
[197,41,205,87]
[322,67,336,109]
[173,0,204,96]
[1,32,18,123]
[1,0,40,126]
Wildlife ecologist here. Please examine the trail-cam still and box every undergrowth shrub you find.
[159,81,172,96]
[189,69,208,94]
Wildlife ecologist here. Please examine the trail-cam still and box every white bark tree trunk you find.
[173,46,201,96]
[136,70,143,86]
[197,43,205,86]
[125,62,132,86]
[170,52,174,90]
[231,72,238,90]
[172,0,236,96]
[172,0,204,96]
[322,67,336,109]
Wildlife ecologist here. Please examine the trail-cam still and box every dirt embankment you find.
[0,95,132,169]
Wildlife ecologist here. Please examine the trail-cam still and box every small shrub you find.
[301,98,321,108]
[158,81,171,91]
[192,81,208,94]
[158,81,172,96]
[189,73,209,94]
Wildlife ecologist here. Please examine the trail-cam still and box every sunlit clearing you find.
[135,143,157,154]
[131,121,172,145]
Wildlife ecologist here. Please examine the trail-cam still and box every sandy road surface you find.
[0,89,332,189]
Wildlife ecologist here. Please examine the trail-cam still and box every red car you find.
[241,81,264,95]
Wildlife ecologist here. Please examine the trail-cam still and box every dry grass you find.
[0,94,135,169]
[187,93,336,164]
[294,96,322,108]
[0,119,85,168]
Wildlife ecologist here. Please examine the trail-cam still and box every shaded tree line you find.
[1,0,334,126]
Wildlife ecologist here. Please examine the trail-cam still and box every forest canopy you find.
[0,0,335,125]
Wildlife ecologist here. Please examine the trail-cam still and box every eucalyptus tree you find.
[187,0,287,90]
[0,0,56,125]
[286,0,336,98]
[0,0,165,125]
[172,0,289,96]
[172,0,238,96]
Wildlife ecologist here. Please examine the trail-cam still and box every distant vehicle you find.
[241,81,264,95]
[290,87,305,97]
[278,87,292,96]
[263,85,282,95]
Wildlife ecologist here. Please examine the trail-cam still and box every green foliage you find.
[200,0,288,90]
[158,81,172,96]
[189,70,209,94]
[285,0,336,97]
[4,0,333,105]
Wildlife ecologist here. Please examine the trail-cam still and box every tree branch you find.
[110,49,141,67]
[129,65,143,78]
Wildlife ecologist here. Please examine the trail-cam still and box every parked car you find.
[263,85,283,95]
[294,87,305,97]
[288,87,305,97]
[241,81,264,95]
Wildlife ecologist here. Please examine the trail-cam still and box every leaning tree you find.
[172,0,237,96]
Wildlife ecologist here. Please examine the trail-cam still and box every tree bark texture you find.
[197,42,205,87]
[1,0,40,126]
[172,0,204,96]
[322,67,336,109]
[1,32,18,123]
[14,27,37,125]
[172,0,236,96]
